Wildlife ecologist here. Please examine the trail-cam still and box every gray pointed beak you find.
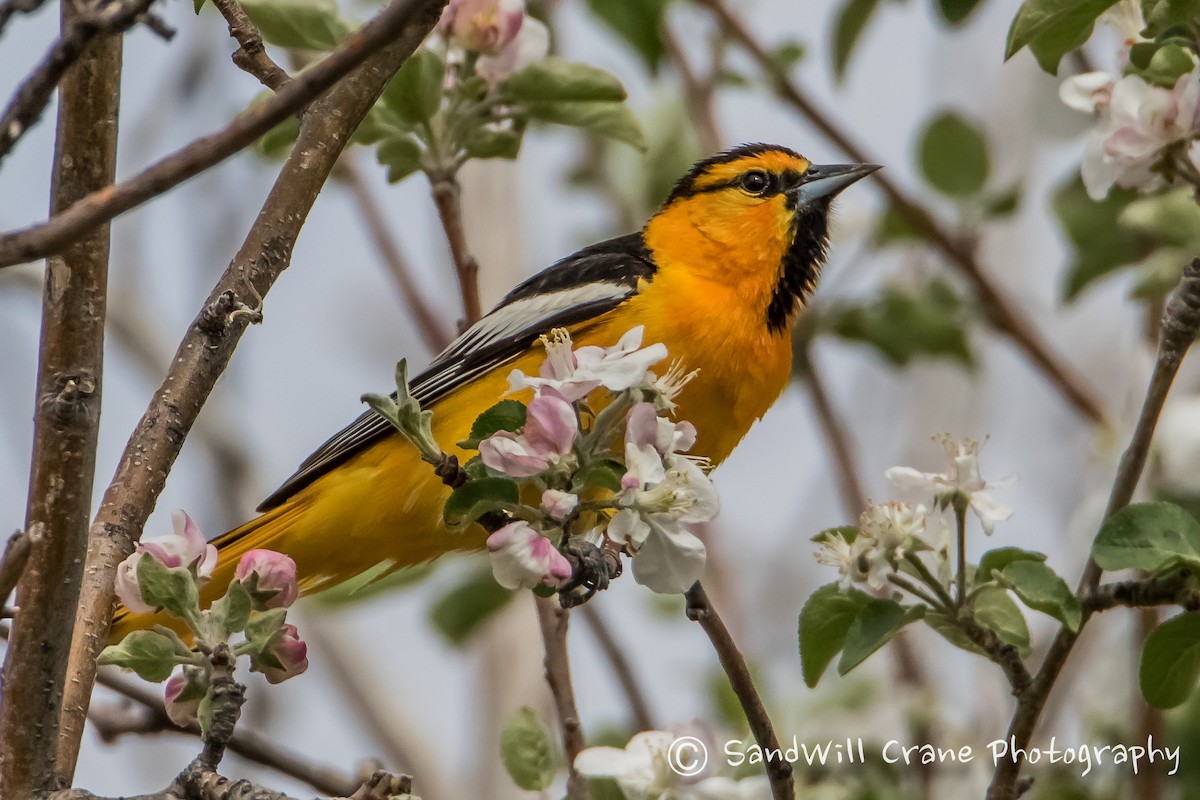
[790,162,881,206]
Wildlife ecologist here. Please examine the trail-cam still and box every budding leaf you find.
[209,579,253,639]
[375,136,424,184]
[1000,560,1082,631]
[443,477,519,530]
[243,607,289,654]
[1092,502,1200,574]
[918,111,989,197]
[1005,0,1117,74]
[429,565,514,645]
[975,547,1047,585]
[973,587,1031,657]
[798,584,870,686]
[832,0,881,82]
[97,631,180,683]
[1140,611,1200,708]
[1127,42,1196,87]
[239,0,351,51]
[197,689,215,738]
[523,101,646,150]
[838,599,924,676]
[502,57,627,103]
[137,556,200,622]
[381,48,445,125]
[500,707,556,791]
[465,400,528,447]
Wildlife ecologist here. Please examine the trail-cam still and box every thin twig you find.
[0,0,450,270]
[429,171,483,329]
[339,157,454,353]
[534,596,589,800]
[0,0,153,165]
[684,582,793,800]
[800,344,867,519]
[0,19,120,794]
[578,605,655,732]
[209,0,292,91]
[660,24,721,154]
[0,0,50,36]
[1085,571,1200,612]
[0,530,33,612]
[986,259,1200,800]
[55,1,448,781]
[695,0,1105,424]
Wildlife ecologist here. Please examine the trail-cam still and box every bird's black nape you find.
[663,143,804,205]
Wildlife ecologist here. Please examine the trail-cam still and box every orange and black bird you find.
[112,143,877,637]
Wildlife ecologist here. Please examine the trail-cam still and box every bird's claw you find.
[557,538,622,608]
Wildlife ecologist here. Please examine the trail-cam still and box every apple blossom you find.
[163,667,208,727]
[114,510,218,615]
[235,549,300,609]
[487,520,573,590]
[886,436,1013,534]
[541,488,578,521]
[507,326,669,402]
[477,17,549,86]
[479,387,577,477]
[438,0,524,56]
[251,623,309,685]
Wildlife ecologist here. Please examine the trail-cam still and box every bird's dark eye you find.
[739,170,771,195]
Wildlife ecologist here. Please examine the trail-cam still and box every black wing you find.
[257,232,656,511]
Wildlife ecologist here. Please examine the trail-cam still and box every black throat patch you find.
[766,200,830,333]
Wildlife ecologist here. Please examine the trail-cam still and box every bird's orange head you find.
[643,144,878,332]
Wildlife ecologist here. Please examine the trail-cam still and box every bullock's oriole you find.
[111,144,877,639]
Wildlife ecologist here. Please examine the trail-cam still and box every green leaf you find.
[1121,189,1200,248]
[976,547,1047,585]
[467,400,527,445]
[824,278,975,368]
[97,630,180,682]
[572,460,625,493]
[197,689,215,738]
[832,0,881,81]
[1001,560,1082,631]
[584,0,670,71]
[1128,42,1196,87]
[1142,0,1200,36]
[798,584,870,687]
[1092,502,1200,573]
[239,0,351,51]
[209,579,253,638]
[1054,175,1147,300]
[983,184,1022,218]
[812,526,862,545]
[464,124,525,160]
[1005,0,1118,74]
[255,116,300,160]
[194,0,207,13]
[937,0,985,24]
[925,611,988,656]
[381,48,445,125]
[429,565,515,645]
[838,599,925,675]
[443,477,520,530]
[871,204,923,247]
[243,607,288,653]
[1141,611,1200,708]
[523,101,646,150]
[502,57,627,103]
[765,40,807,75]
[375,135,423,184]
[137,557,200,622]
[500,707,557,791]
[973,587,1031,656]
[918,111,990,197]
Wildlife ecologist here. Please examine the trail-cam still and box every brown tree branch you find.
[429,171,483,329]
[54,0,448,783]
[0,0,447,270]
[209,0,291,91]
[339,157,454,353]
[660,25,721,154]
[0,15,121,794]
[695,0,1105,424]
[684,582,793,800]
[578,604,655,732]
[986,259,1200,800]
[0,0,50,36]
[0,530,33,614]
[534,596,589,800]
[0,0,152,165]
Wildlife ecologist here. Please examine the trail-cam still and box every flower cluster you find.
[1058,1,1200,199]
[816,502,925,591]
[103,513,307,731]
[473,327,717,595]
[438,0,549,86]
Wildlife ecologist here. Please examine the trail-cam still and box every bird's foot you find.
[557,538,622,608]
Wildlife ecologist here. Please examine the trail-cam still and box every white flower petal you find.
[630,521,706,593]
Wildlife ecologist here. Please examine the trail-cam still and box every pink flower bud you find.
[114,510,218,613]
[164,667,208,727]
[252,623,309,685]
[479,387,578,477]
[541,489,578,521]
[235,550,300,609]
[441,0,525,55]
[486,521,572,590]
[114,552,155,615]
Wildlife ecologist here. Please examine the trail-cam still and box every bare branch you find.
[578,605,655,732]
[0,0,449,270]
[986,259,1200,800]
[209,0,292,91]
[54,0,448,781]
[534,596,589,800]
[0,530,33,614]
[0,16,120,794]
[0,0,50,36]
[660,25,721,154]
[429,170,483,329]
[695,0,1105,424]
[684,582,793,800]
